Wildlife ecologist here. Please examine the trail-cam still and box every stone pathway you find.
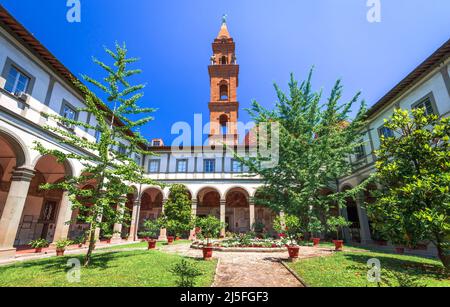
[161,244,333,287]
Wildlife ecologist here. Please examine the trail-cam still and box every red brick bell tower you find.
[208,16,239,146]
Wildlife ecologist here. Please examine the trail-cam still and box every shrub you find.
[29,239,50,249]
[170,260,203,287]
[327,216,352,240]
[55,239,73,250]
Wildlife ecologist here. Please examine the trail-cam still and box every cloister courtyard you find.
[0,238,448,287]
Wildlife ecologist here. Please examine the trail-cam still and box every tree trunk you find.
[436,241,450,272]
[84,225,96,267]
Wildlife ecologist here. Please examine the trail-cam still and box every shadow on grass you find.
[0,251,134,276]
[343,253,449,281]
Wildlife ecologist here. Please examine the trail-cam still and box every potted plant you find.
[327,216,352,251]
[274,214,303,260]
[195,215,224,260]
[29,239,50,253]
[142,219,160,250]
[73,235,86,248]
[55,239,72,256]
[102,233,113,244]
[307,216,324,247]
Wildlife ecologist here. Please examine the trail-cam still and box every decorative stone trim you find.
[11,167,35,182]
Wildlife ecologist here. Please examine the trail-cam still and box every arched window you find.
[221,56,228,65]
[219,114,228,135]
[220,84,228,100]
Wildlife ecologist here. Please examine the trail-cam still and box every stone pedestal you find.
[158,228,167,241]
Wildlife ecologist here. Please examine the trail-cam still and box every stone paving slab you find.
[162,244,334,287]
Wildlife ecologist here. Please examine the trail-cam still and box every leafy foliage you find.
[238,69,367,232]
[29,239,50,249]
[196,216,224,244]
[34,43,158,266]
[367,108,450,270]
[327,216,352,240]
[273,214,304,246]
[169,259,203,287]
[161,184,194,237]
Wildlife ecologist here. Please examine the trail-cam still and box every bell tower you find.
[208,16,239,146]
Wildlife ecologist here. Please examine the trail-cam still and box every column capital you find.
[11,167,35,182]
[192,199,198,205]
[220,199,226,206]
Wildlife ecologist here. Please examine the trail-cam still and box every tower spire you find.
[209,15,239,146]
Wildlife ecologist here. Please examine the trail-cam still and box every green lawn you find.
[0,249,216,287]
[288,247,450,287]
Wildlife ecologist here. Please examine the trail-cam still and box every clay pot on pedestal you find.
[147,239,157,250]
[312,238,321,247]
[167,236,175,245]
[287,246,300,259]
[333,240,344,251]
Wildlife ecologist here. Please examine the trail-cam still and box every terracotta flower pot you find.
[106,239,111,244]
[287,246,300,259]
[395,247,405,254]
[333,240,344,251]
[35,248,42,253]
[167,236,174,244]
[147,239,157,250]
[203,247,213,260]
[175,236,181,241]
[56,249,65,256]
[312,238,321,247]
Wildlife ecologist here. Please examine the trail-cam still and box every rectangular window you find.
[4,65,30,94]
[354,144,366,160]
[231,159,243,173]
[412,95,437,116]
[148,160,160,173]
[95,128,101,143]
[378,126,394,138]
[204,159,216,173]
[153,140,161,146]
[118,144,127,155]
[135,154,142,166]
[176,159,188,173]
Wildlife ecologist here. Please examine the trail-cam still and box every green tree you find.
[162,184,194,237]
[196,216,224,245]
[367,108,450,270]
[239,70,367,231]
[34,43,158,266]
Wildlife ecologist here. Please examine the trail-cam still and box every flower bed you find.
[192,234,287,249]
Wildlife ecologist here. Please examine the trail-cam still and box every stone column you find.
[128,198,141,242]
[220,199,226,237]
[249,197,255,231]
[111,204,124,244]
[340,207,351,242]
[158,198,168,241]
[189,199,198,240]
[0,167,34,260]
[279,210,286,230]
[52,191,73,243]
[356,195,372,244]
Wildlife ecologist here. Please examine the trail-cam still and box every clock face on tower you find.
[208,20,240,146]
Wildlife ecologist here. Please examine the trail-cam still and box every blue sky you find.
[2,0,450,144]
